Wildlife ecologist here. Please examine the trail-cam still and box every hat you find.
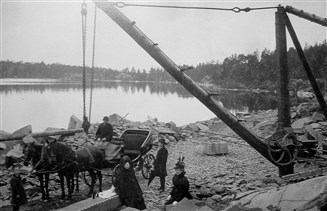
[174,162,185,170]
[103,116,109,121]
[158,138,166,145]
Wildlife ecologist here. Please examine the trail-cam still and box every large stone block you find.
[59,194,122,211]
[204,142,228,155]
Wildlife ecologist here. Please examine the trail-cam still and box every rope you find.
[89,5,97,123]
[81,0,87,120]
[114,2,280,13]
[33,162,76,174]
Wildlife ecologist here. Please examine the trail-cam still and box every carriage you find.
[83,128,156,186]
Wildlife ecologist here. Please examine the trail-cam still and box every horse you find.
[46,142,104,196]
[23,142,51,202]
[44,142,77,200]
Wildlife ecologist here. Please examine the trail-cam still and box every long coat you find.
[10,175,27,206]
[115,156,146,210]
[169,172,193,203]
[153,146,168,176]
[95,122,113,141]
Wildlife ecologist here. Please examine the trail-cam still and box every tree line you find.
[1,40,326,90]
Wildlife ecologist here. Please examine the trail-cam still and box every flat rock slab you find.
[152,126,177,135]
[13,125,32,136]
[0,130,12,139]
[68,115,82,130]
[58,194,121,211]
[237,176,327,211]
[168,198,199,211]
[291,117,312,129]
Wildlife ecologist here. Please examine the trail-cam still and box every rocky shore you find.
[1,101,327,210]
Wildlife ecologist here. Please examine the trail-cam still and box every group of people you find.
[95,116,194,209]
[8,116,193,211]
[114,138,193,210]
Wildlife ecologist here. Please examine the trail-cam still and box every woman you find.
[165,161,193,206]
[114,155,146,210]
[148,138,168,192]
[10,164,27,211]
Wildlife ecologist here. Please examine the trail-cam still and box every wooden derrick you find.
[93,1,271,164]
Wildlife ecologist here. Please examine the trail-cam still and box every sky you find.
[1,0,326,71]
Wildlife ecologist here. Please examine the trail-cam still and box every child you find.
[165,161,193,206]
[114,155,146,210]
[10,164,27,211]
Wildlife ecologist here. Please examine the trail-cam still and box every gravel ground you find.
[140,135,279,210]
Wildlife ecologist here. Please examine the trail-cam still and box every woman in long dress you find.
[114,155,146,210]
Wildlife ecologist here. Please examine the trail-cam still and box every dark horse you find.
[44,142,77,200]
[46,142,104,196]
[23,141,77,201]
[23,142,51,201]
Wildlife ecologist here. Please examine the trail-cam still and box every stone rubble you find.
[0,102,326,210]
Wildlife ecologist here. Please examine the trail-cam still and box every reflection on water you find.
[0,79,277,132]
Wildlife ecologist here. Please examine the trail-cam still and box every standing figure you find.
[96,116,113,142]
[114,155,146,210]
[148,138,168,192]
[10,164,27,211]
[82,116,91,134]
[165,161,193,206]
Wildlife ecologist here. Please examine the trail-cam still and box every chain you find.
[81,0,87,120]
[114,2,280,13]
[89,5,97,123]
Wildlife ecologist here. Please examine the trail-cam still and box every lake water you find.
[0,79,277,133]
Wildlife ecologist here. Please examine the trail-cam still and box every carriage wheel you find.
[83,171,92,187]
[267,132,299,166]
[142,154,155,179]
[112,164,120,185]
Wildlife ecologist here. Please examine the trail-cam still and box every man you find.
[148,138,168,192]
[10,164,27,211]
[96,116,113,142]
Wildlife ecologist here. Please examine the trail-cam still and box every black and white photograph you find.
[1,0,327,210]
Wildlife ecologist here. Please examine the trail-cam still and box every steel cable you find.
[114,2,280,13]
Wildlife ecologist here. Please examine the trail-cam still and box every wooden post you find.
[285,14,327,119]
[276,7,291,129]
[93,1,274,163]
[0,129,84,142]
[285,6,327,27]
[275,7,294,176]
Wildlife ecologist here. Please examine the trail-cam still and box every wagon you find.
[83,129,155,186]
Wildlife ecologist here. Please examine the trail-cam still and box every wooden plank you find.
[0,129,84,142]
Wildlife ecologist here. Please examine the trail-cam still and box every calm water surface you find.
[0,79,277,133]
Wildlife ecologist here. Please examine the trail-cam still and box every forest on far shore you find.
[1,40,326,90]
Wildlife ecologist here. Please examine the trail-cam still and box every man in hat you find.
[96,116,113,142]
[148,138,168,192]
[10,163,27,211]
[165,160,193,206]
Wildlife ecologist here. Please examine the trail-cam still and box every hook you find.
[232,7,241,13]
[115,2,126,8]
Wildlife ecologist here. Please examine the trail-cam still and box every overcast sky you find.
[1,0,326,71]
